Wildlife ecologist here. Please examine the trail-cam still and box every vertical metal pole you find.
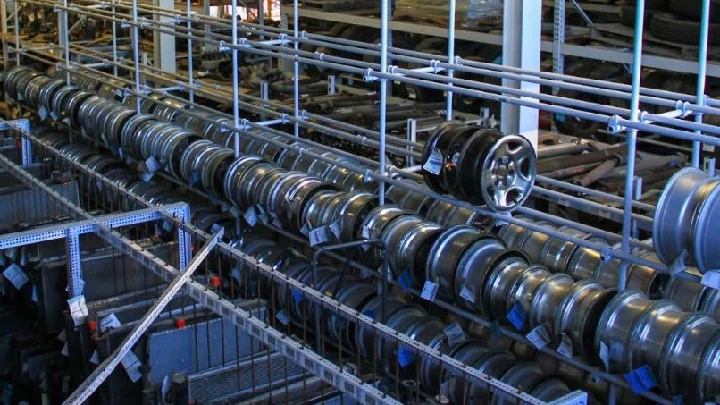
[13,0,19,65]
[691,0,711,167]
[619,1,646,292]
[552,0,565,95]
[187,0,195,103]
[378,0,389,206]
[631,176,642,240]
[260,81,269,121]
[1,0,9,69]
[60,0,70,83]
[406,118,416,167]
[231,0,240,158]
[293,0,300,138]
[258,0,264,39]
[445,0,456,121]
[131,0,141,113]
[112,0,118,77]
[500,0,540,148]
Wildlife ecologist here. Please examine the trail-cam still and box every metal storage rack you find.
[0,0,719,403]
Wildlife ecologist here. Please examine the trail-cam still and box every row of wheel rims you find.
[12,66,720,403]
[422,122,536,212]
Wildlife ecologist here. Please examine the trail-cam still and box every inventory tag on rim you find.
[507,302,526,331]
[3,264,28,290]
[121,351,143,383]
[526,325,550,349]
[398,271,412,291]
[422,148,443,175]
[701,271,720,290]
[100,313,122,333]
[89,350,100,366]
[599,342,610,369]
[625,365,657,394]
[244,207,258,227]
[275,309,289,326]
[309,226,331,247]
[397,347,415,368]
[444,322,466,346]
[68,295,89,326]
[421,280,439,301]
[556,333,573,358]
[459,286,475,303]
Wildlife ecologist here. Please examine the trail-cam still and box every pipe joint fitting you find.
[430,59,441,73]
[240,119,251,131]
[218,41,230,53]
[606,115,625,133]
[363,68,377,82]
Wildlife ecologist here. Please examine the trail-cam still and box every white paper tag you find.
[276,309,289,326]
[57,330,67,343]
[121,351,143,383]
[3,264,29,290]
[230,206,241,218]
[422,148,443,175]
[599,342,610,368]
[67,295,89,326]
[361,225,371,239]
[421,281,439,301]
[89,350,100,366]
[244,207,258,226]
[300,222,311,236]
[526,325,551,349]
[210,223,224,234]
[459,286,475,303]
[161,375,172,398]
[145,156,160,173]
[141,171,154,182]
[61,343,69,357]
[702,271,720,290]
[162,220,173,232]
[444,322,466,346]
[309,226,331,247]
[3,247,15,259]
[31,285,38,302]
[330,221,342,240]
[100,313,122,333]
[557,333,573,358]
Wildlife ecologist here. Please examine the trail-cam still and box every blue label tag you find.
[191,171,200,186]
[397,347,415,368]
[362,309,377,320]
[624,365,657,394]
[507,302,526,331]
[291,289,303,303]
[398,271,412,291]
[555,113,566,123]
[673,395,682,405]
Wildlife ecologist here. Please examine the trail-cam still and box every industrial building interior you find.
[0,0,719,403]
